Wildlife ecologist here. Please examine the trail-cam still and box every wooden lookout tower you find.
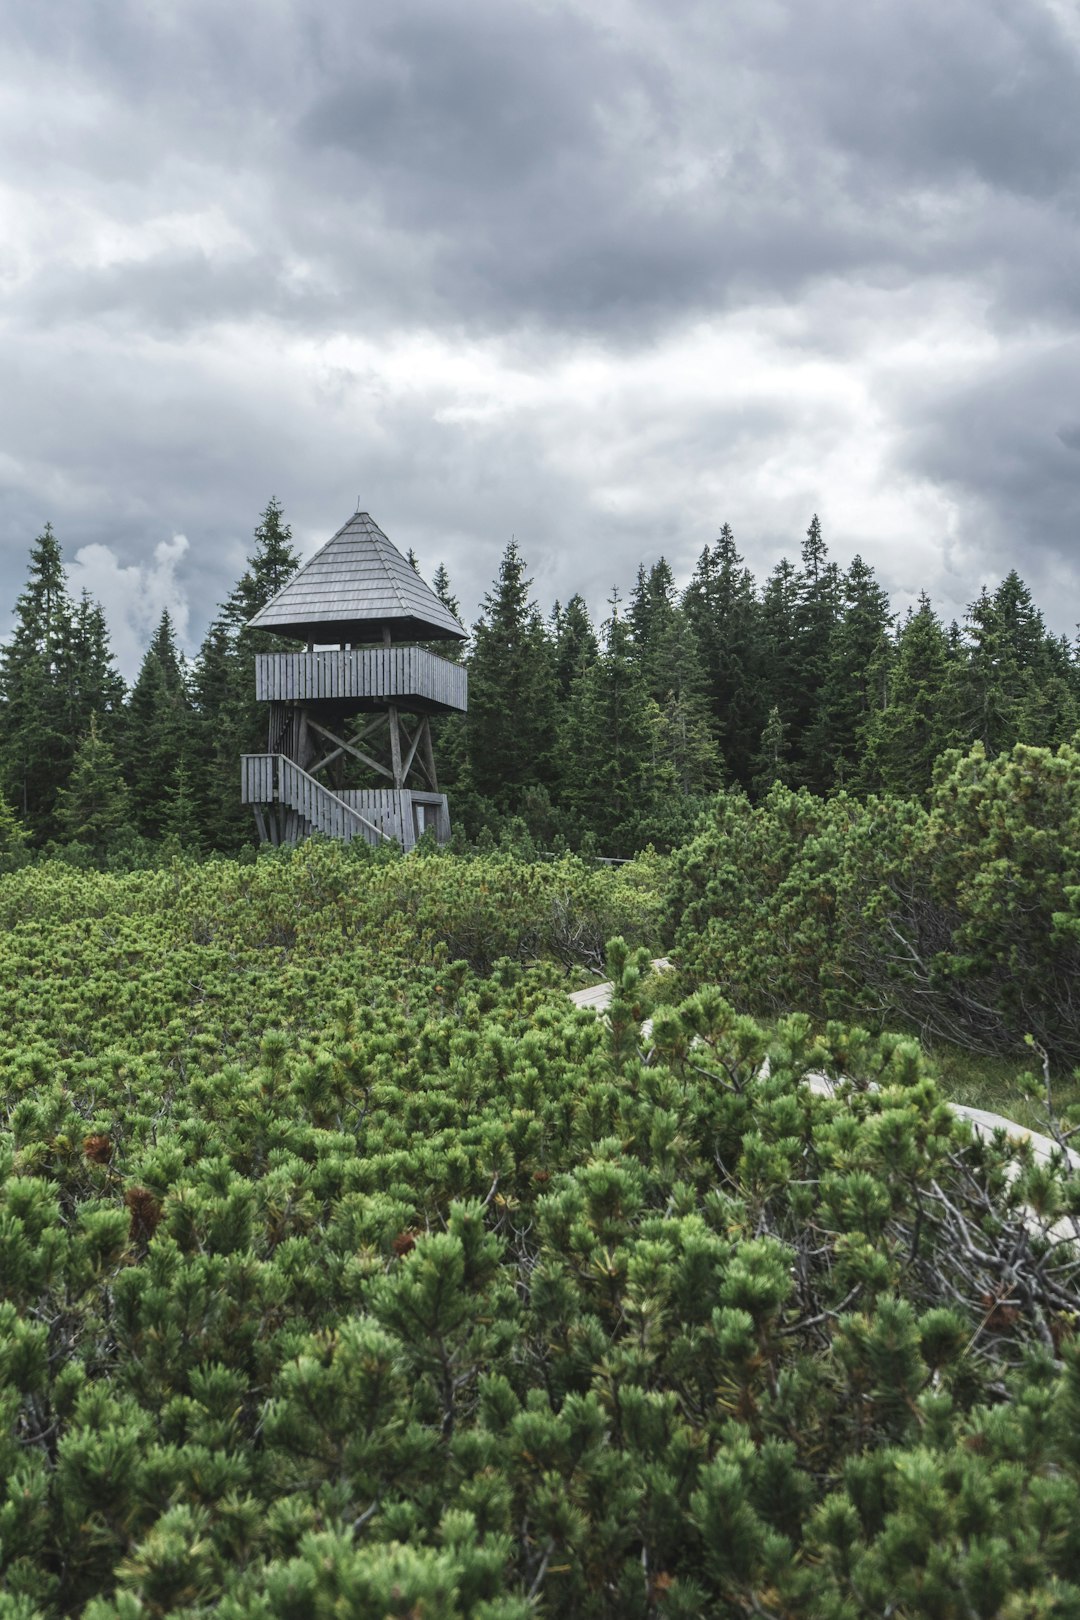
[240,511,467,850]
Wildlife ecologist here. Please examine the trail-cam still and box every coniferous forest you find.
[3,501,1078,863]
[4,504,1080,1615]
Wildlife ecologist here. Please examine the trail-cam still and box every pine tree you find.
[193,498,303,850]
[560,593,673,851]
[864,594,958,796]
[191,615,246,850]
[466,542,557,806]
[0,793,30,872]
[224,496,302,628]
[552,595,599,700]
[64,592,126,743]
[56,715,131,857]
[0,524,77,836]
[123,612,194,839]
[758,557,802,747]
[957,572,1078,756]
[648,610,723,795]
[803,555,893,791]
[429,565,465,663]
[682,526,763,786]
[160,760,204,853]
[790,515,843,790]
[750,705,790,798]
[628,558,677,696]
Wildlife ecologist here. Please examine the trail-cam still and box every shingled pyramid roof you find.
[246,512,466,643]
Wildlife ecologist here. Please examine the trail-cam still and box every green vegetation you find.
[3,501,1080,1612]
[3,846,1080,1616]
[669,738,1080,1067]
[2,503,1079,861]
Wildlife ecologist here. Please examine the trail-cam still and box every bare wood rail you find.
[241,754,392,847]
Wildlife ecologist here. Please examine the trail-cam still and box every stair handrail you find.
[275,755,393,844]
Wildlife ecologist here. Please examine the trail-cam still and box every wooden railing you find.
[241,755,391,847]
[254,646,467,711]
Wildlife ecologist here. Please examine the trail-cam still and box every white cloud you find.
[69,534,192,680]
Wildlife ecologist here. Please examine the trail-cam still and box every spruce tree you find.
[64,592,126,743]
[123,611,195,839]
[560,593,672,851]
[160,760,204,853]
[55,715,131,858]
[627,558,677,696]
[0,524,77,836]
[0,793,30,871]
[193,498,303,850]
[430,565,465,662]
[648,610,723,795]
[790,515,843,790]
[864,594,958,796]
[758,557,802,751]
[466,541,557,807]
[803,554,893,791]
[682,526,763,786]
[191,615,245,850]
[750,704,790,798]
[552,595,598,699]
[224,496,302,628]
[958,572,1077,755]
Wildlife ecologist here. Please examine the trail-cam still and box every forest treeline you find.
[0,501,1077,862]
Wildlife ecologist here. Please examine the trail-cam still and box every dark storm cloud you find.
[12,0,1076,337]
[1,0,1079,658]
[292,0,1080,335]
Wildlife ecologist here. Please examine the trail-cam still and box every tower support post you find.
[388,706,404,788]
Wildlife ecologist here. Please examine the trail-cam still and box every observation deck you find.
[255,647,467,713]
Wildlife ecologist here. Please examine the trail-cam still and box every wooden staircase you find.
[241,755,390,848]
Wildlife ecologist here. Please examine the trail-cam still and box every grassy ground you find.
[920,1039,1080,1136]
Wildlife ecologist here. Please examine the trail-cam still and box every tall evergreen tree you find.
[648,610,722,795]
[957,572,1077,755]
[864,594,958,797]
[750,704,790,798]
[224,497,303,628]
[193,498,303,850]
[123,611,194,839]
[758,556,802,744]
[628,558,678,696]
[682,526,762,785]
[430,565,465,662]
[790,515,843,789]
[466,542,557,806]
[64,592,126,742]
[552,595,599,700]
[55,714,131,858]
[160,760,204,852]
[0,793,30,872]
[803,554,893,791]
[0,524,77,835]
[560,594,672,851]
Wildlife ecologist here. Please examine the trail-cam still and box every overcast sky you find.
[2,0,1078,674]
